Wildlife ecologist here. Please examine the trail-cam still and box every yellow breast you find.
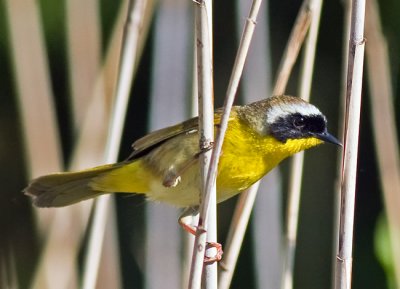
[216,117,323,202]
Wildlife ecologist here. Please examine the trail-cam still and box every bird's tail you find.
[24,163,123,208]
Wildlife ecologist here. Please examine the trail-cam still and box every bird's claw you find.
[204,242,223,264]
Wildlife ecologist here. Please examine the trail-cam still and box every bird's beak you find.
[315,132,342,146]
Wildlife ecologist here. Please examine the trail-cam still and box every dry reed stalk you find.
[66,0,101,129]
[188,0,216,288]
[334,0,366,288]
[365,0,400,286]
[82,0,150,288]
[332,0,351,280]
[282,1,323,289]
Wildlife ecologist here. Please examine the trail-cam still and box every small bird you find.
[24,95,341,209]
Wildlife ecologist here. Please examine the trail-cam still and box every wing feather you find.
[128,109,234,160]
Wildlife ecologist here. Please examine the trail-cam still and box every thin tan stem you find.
[334,0,366,288]
[188,0,215,288]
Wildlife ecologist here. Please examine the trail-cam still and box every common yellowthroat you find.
[24,95,341,208]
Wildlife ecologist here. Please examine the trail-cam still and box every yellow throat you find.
[215,116,323,202]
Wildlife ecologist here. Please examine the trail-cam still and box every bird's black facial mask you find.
[269,113,341,146]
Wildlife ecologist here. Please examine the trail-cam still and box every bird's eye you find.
[293,117,306,129]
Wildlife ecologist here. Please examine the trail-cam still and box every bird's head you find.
[238,95,341,155]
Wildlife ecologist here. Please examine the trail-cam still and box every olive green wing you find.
[131,117,199,158]
[128,108,235,160]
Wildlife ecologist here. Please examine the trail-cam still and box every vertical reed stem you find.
[188,0,215,288]
[334,0,366,288]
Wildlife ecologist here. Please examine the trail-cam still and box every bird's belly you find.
[146,165,201,207]
[145,154,271,207]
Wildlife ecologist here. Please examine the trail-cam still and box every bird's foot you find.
[178,208,223,263]
[204,242,223,264]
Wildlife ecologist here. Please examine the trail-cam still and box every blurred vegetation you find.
[0,0,399,288]
[375,214,396,289]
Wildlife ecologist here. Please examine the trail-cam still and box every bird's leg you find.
[178,207,223,263]
[178,207,199,235]
[163,158,196,188]
[162,143,214,188]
